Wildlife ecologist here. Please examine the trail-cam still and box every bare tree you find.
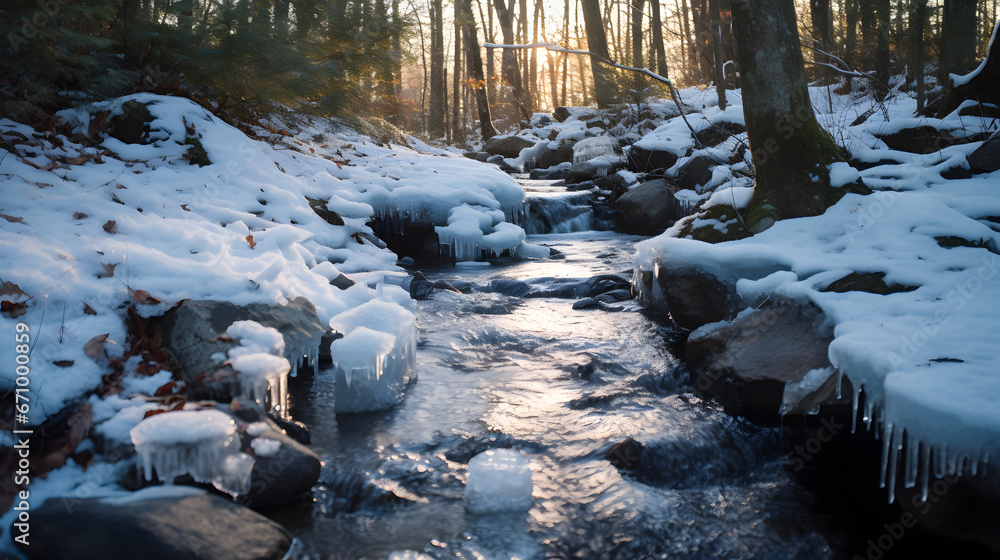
[494,0,531,118]
[429,0,446,139]
[581,0,615,107]
[457,0,498,139]
[632,0,645,68]
[650,0,669,79]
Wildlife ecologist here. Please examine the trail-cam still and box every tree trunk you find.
[457,0,498,139]
[844,0,859,69]
[810,0,834,50]
[934,18,1000,117]
[495,0,531,118]
[429,0,446,139]
[650,0,669,78]
[942,0,980,80]
[632,0,645,69]
[709,0,726,108]
[912,0,927,113]
[581,0,615,107]
[454,0,465,143]
[875,0,891,98]
[731,0,848,221]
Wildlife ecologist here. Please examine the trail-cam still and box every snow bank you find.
[465,449,533,514]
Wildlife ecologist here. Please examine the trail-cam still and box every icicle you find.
[887,425,903,503]
[920,444,930,502]
[934,444,948,478]
[851,385,860,434]
[880,422,893,488]
[905,435,919,489]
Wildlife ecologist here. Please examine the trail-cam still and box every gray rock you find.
[595,289,633,303]
[483,135,536,158]
[552,107,572,122]
[237,415,321,506]
[614,179,677,233]
[968,135,1000,173]
[109,100,153,144]
[20,492,291,560]
[152,298,326,386]
[528,145,575,170]
[330,273,356,290]
[657,269,739,331]
[572,297,599,310]
[626,145,679,173]
[564,161,604,184]
[475,152,491,162]
[674,155,715,191]
[486,154,520,173]
[685,296,836,419]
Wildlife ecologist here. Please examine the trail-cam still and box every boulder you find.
[674,155,715,191]
[306,197,346,226]
[486,154,520,173]
[656,268,740,331]
[626,145,679,173]
[21,491,291,560]
[605,438,644,470]
[685,296,836,420]
[528,144,575,170]
[529,167,566,180]
[614,179,677,233]
[572,297,599,310]
[108,100,154,144]
[152,297,326,385]
[967,135,1000,173]
[694,121,746,148]
[876,126,945,154]
[595,289,633,303]
[229,409,321,506]
[552,107,572,123]
[483,135,536,158]
[564,161,604,184]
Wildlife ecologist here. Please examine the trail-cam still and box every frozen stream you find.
[277,186,838,559]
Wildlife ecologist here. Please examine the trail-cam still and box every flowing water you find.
[279,182,837,560]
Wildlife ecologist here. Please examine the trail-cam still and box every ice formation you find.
[436,205,527,262]
[523,191,593,235]
[226,321,292,418]
[465,449,533,514]
[129,410,253,497]
[572,136,618,164]
[329,297,417,413]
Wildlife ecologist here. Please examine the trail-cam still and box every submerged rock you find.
[614,179,677,234]
[572,297,599,310]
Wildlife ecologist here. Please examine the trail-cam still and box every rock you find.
[353,231,388,249]
[564,161,604,184]
[685,296,836,419]
[821,271,918,294]
[626,145,679,173]
[305,197,345,226]
[409,271,435,300]
[585,274,632,297]
[463,152,479,159]
[396,256,416,267]
[572,297,599,310]
[529,167,566,180]
[967,135,1000,173]
[486,154,520,173]
[330,273,356,290]
[552,107,572,122]
[152,297,326,385]
[585,117,609,130]
[483,135,536,158]
[595,289,632,303]
[674,155,715,191]
[528,144,575,170]
[876,125,945,154]
[958,103,1000,119]
[475,152,490,162]
[109,100,154,144]
[21,490,291,560]
[266,413,311,445]
[614,179,677,233]
[656,268,740,331]
[233,411,321,506]
[694,121,746,147]
[606,437,644,470]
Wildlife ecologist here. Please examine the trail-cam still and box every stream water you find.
[278,183,838,560]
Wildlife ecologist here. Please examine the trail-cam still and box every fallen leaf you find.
[53,360,74,367]
[115,184,126,189]
[320,144,329,148]
[0,214,25,224]
[154,381,178,396]
[82,303,97,315]
[32,181,52,188]
[83,333,111,360]
[246,234,256,249]
[102,220,117,234]
[62,155,93,166]
[130,289,162,305]
[143,408,168,419]
[208,334,234,343]
[101,263,117,277]
[0,280,26,297]
[180,204,190,211]
[1,300,27,318]
[73,212,88,219]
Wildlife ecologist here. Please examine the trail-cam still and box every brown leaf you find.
[115,184,126,189]
[154,381,178,396]
[0,280,26,297]
[180,204,190,212]
[0,214,25,224]
[53,360,74,367]
[83,333,110,360]
[82,303,97,315]
[208,334,234,343]
[245,234,256,249]
[130,288,162,305]
[101,263,117,277]
[73,212,88,220]
[143,408,168,419]
[1,300,27,318]
[102,220,117,234]
[62,154,93,166]
[32,181,52,188]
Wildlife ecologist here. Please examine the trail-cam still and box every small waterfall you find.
[523,191,594,234]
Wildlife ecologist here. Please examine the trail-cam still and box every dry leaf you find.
[180,204,190,212]
[208,334,234,343]
[130,289,162,305]
[32,181,53,188]
[245,234,256,249]
[143,408,168,419]
[62,154,94,166]
[154,380,178,396]
[1,300,28,318]
[73,212,88,219]
[83,333,111,360]
[102,220,117,234]
[0,214,25,224]
[83,303,97,315]
[115,184,126,189]
[0,280,26,297]
[101,263,117,277]
[53,360,74,367]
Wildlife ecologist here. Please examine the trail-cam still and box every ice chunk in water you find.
[329,298,417,413]
[130,410,253,497]
[465,449,533,514]
[226,321,291,418]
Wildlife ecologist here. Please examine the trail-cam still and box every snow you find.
[704,186,754,210]
[573,136,618,163]
[250,437,282,457]
[130,409,253,497]
[465,449,533,514]
[227,321,291,417]
[329,297,417,412]
[950,19,998,88]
